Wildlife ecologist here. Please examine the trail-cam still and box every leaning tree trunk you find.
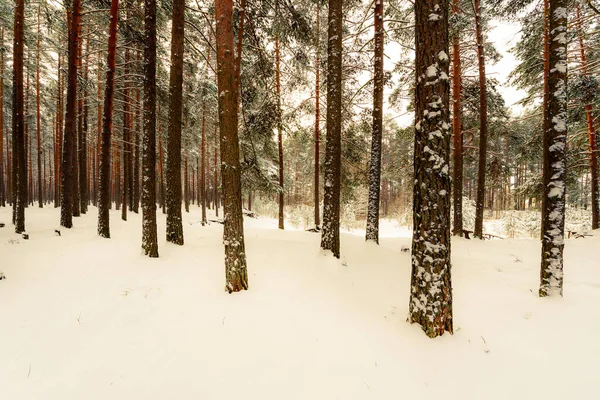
[575,5,599,229]
[451,0,463,236]
[13,0,26,233]
[215,0,249,293]
[97,0,119,238]
[165,0,185,245]
[409,0,453,338]
[539,0,567,297]
[141,0,159,257]
[365,0,384,243]
[60,0,81,228]
[320,0,343,258]
[473,0,488,239]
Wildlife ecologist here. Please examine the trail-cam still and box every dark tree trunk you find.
[540,0,567,297]
[13,0,26,232]
[36,8,43,208]
[98,0,119,238]
[0,27,5,208]
[215,0,249,293]
[60,0,81,228]
[313,2,321,228]
[451,0,463,236]
[133,89,140,213]
[366,0,384,243]
[541,0,550,238]
[200,97,207,225]
[121,64,129,222]
[409,0,453,338]
[142,0,159,257]
[320,0,343,258]
[80,38,89,214]
[165,0,185,245]
[275,0,285,230]
[473,0,487,239]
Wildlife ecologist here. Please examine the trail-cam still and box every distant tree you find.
[409,0,453,337]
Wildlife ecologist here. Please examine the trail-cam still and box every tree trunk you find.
[133,88,140,213]
[165,0,185,245]
[80,36,89,213]
[366,0,384,243]
[200,96,207,225]
[320,0,343,258]
[451,0,463,236]
[409,0,453,338]
[215,0,249,292]
[60,0,81,228]
[473,0,487,239]
[121,60,129,222]
[314,1,321,228]
[13,0,26,233]
[98,0,119,238]
[275,0,285,230]
[142,0,159,257]
[540,0,550,238]
[36,7,43,208]
[540,0,567,297]
[0,27,5,208]
[575,5,599,229]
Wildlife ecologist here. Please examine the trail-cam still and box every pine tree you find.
[98,0,120,238]
[13,0,26,233]
[166,0,185,245]
[215,0,249,293]
[409,0,453,338]
[0,27,5,208]
[141,0,159,257]
[539,0,567,297]
[366,0,384,243]
[451,0,463,236]
[320,0,343,258]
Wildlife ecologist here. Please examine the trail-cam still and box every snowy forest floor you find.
[1,206,599,399]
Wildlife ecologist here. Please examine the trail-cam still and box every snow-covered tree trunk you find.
[165,0,185,245]
[451,0,463,237]
[539,0,567,297]
[320,0,343,259]
[366,0,384,244]
[314,1,321,229]
[12,0,26,233]
[97,0,119,238]
[141,0,159,257]
[60,0,81,229]
[409,0,453,338]
[473,0,488,240]
[215,0,249,293]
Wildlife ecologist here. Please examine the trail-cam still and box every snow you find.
[1,206,599,399]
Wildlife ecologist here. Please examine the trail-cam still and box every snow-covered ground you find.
[1,206,599,399]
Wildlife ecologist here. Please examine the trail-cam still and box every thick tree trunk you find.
[215,0,249,292]
[451,0,463,236]
[60,0,81,228]
[314,2,321,228]
[98,0,119,238]
[409,0,453,338]
[142,0,159,257]
[473,0,488,239]
[13,0,26,232]
[165,0,185,245]
[320,0,343,258]
[80,38,89,213]
[540,0,567,297]
[366,0,384,243]
[576,5,599,229]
